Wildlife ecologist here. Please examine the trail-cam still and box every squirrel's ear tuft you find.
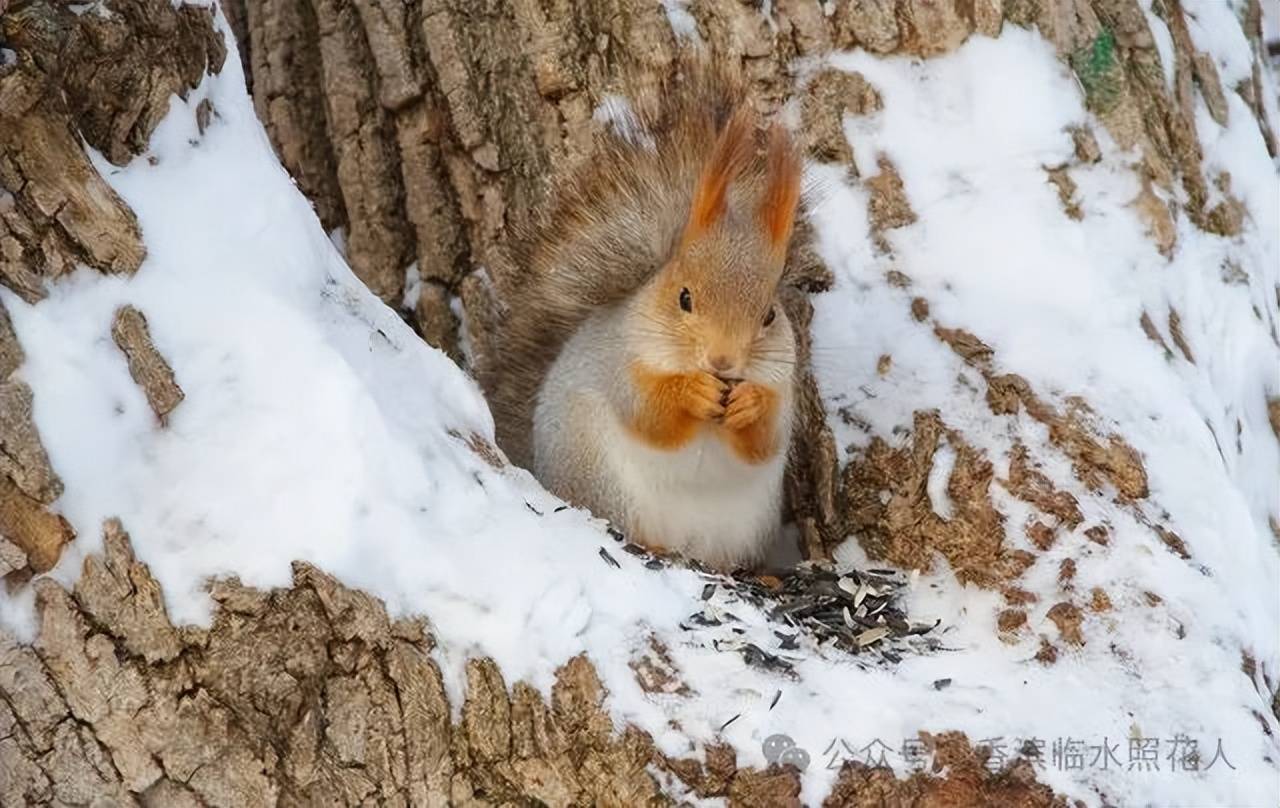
[759,125,802,261]
[684,107,755,240]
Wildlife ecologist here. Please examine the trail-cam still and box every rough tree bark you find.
[1,0,1276,804]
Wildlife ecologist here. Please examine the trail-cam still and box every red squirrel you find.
[492,67,802,570]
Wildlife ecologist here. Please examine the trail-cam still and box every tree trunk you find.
[1,0,1277,805]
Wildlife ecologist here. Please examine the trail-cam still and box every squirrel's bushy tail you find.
[488,59,755,467]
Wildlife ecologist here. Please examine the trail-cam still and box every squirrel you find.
[490,66,803,571]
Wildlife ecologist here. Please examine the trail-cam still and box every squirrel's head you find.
[634,109,802,382]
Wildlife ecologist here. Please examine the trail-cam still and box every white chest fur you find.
[601,413,789,569]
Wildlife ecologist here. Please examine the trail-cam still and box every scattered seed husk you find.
[614,540,939,665]
[909,619,942,636]
[598,547,620,568]
[856,627,891,647]
[740,643,795,674]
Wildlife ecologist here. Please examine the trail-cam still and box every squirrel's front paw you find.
[681,372,729,421]
[723,381,774,431]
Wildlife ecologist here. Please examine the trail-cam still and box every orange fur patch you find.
[684,107,755,240]
[627,364,726,450]
[759,125,802,258]
[720,381,781,464]
[628,366,781,465]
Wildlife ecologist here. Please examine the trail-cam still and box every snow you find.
[925,437,956,521]
[1,5,1278,807]
[593,93,657,150]
[661,0,701,42]
[400,260,421,310]
[327,225,346,258]
[1142,0,1177,91]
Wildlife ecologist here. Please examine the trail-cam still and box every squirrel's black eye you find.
[679,287,692,313]
[763,306,776,327]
